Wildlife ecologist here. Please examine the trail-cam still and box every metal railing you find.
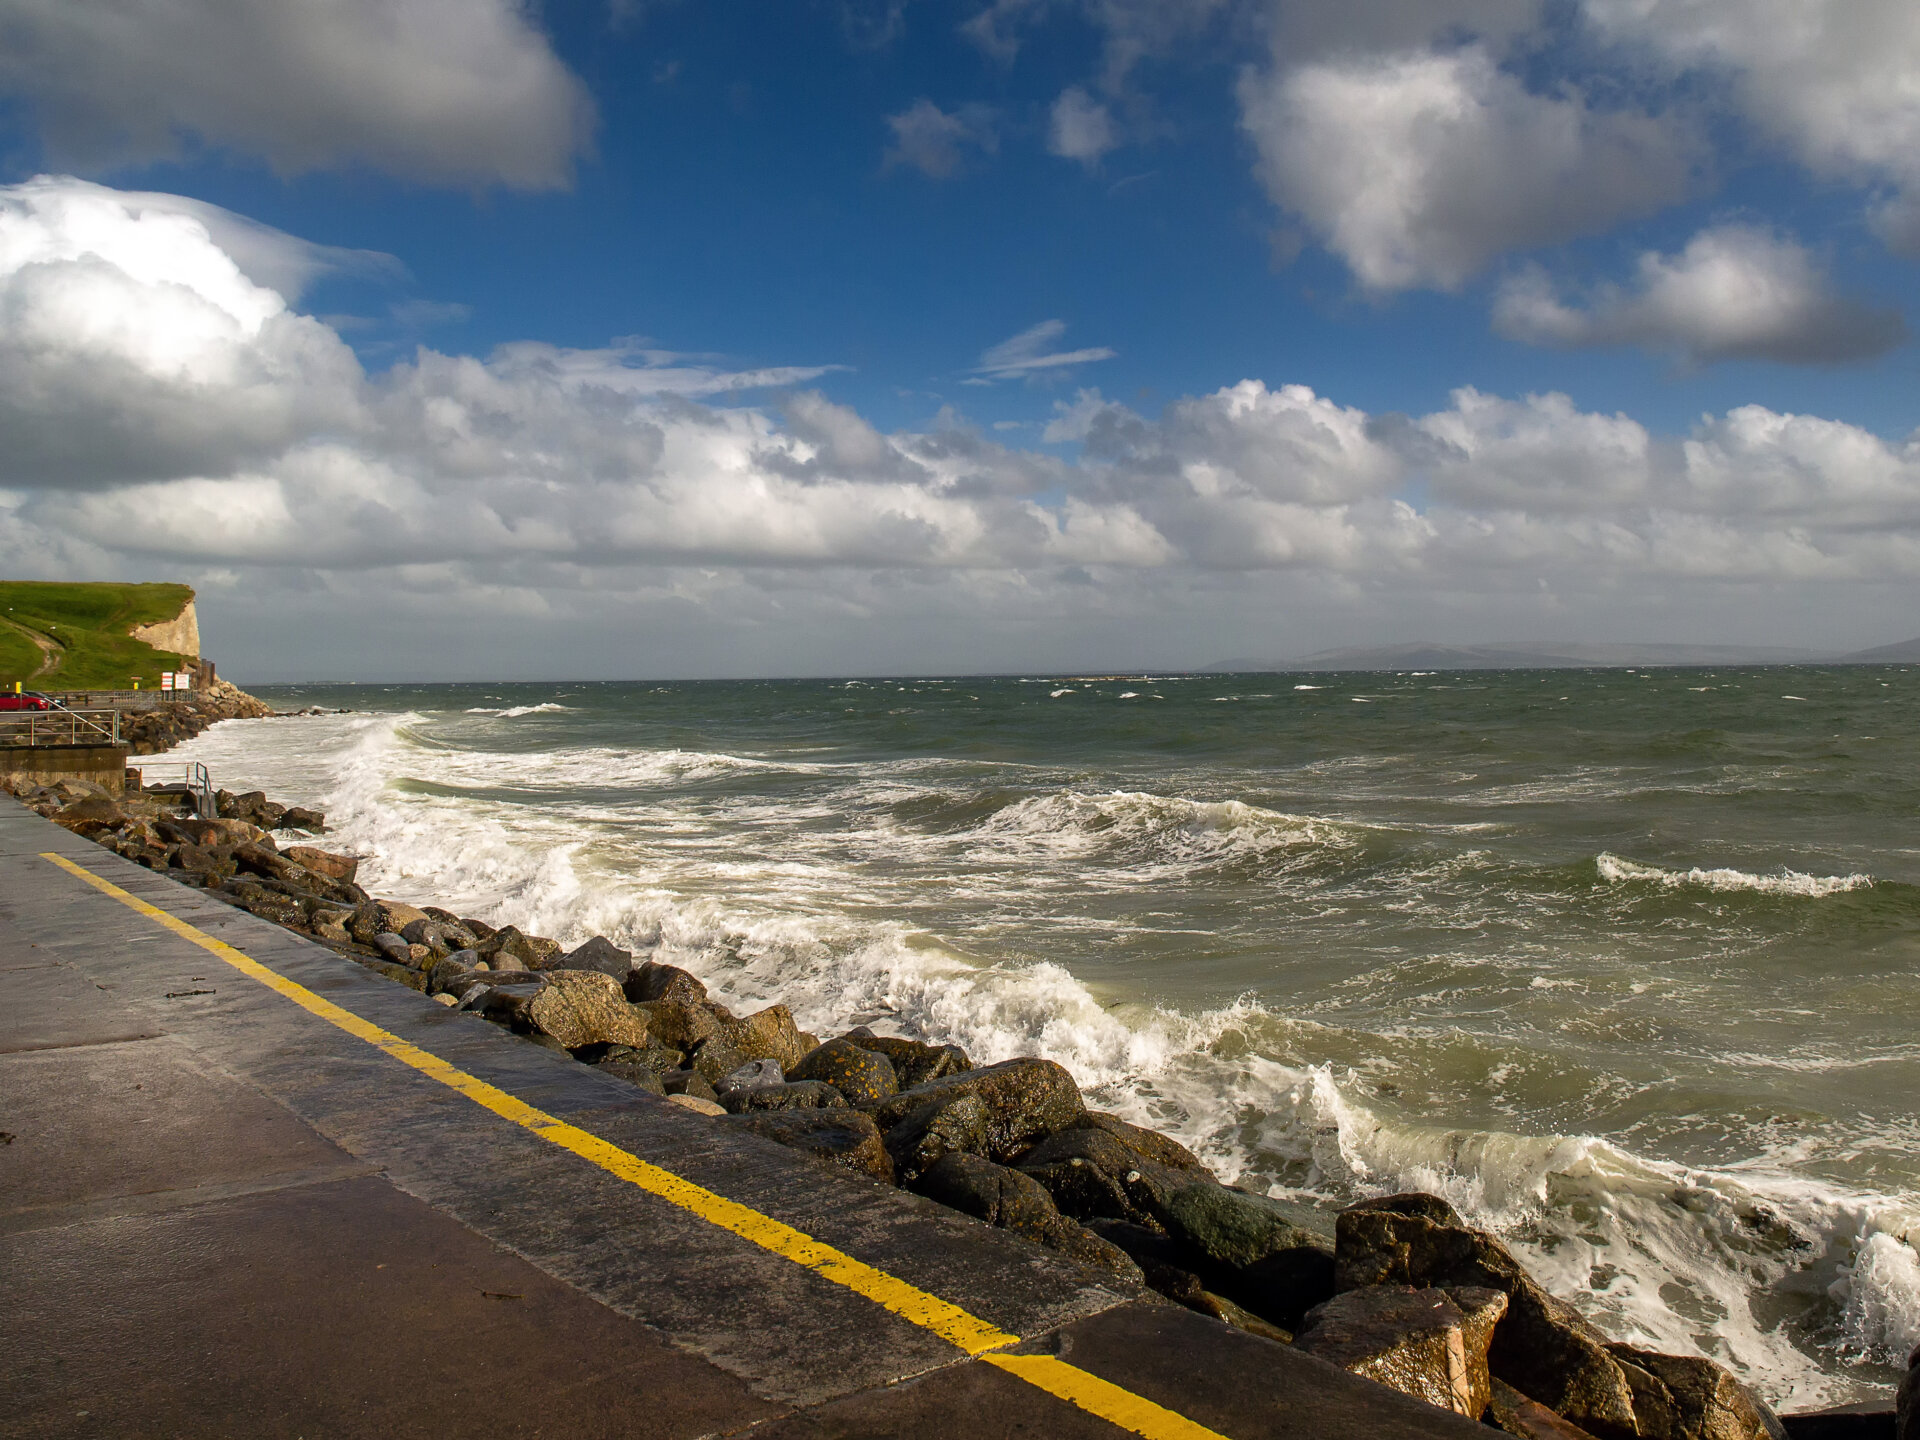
[135,759,217,818]
[0,707,120,747]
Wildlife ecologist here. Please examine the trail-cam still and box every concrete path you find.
[1,798,1492,1439]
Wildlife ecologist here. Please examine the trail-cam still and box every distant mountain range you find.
[1206,638,1920,672]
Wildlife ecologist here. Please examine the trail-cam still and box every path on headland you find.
[1,797,1491,1440]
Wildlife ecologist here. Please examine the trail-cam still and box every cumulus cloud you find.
[6,176,1920,672]
[882,99,998,178]
[0,0,593,188]
[1238,45,1696,292]
[973,320,1117,380]
[1586,0,1920,248]
[1494,226,1907,365]
[1048,88,1118,165]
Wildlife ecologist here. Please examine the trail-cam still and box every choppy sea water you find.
[167,667,1920,1407]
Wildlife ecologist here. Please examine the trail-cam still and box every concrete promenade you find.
[1,798,1490,1439]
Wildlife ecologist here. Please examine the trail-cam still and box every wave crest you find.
[1596,853,1873,897]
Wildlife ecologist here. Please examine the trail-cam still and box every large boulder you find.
[559,936,633,979]
[52,796,127,835]
[714,1004,814,1070]
[1336,1194,1645,1439]
[1162,1181,1332,1272]
[790,1038,899,1107]
[910,1152,1140,1282]
[1605,1345,1786,1440]
[869,1057,1086,1166]
[1015,1127,1176,1230]
[840,1030,971,1087]
[633,999,721,1051]
[1293,1285,1508,1420]
[524,971,650,1050]
[595,1059,667,1095]
[283,845,357,883]
[1068,1112,1211,1175]
[723,1109,895,1183]
[350,899,431,946]
[624,961,709,1006]
[883,1092,993,1184]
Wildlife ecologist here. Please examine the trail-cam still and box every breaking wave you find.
[464,702,576,717]
[1597,853,1874,898]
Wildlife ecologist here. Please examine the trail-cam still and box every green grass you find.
[0,581,197,689]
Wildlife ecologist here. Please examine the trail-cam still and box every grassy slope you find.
[0,581,197,689]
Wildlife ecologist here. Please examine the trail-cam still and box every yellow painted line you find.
[985,1356,1228,1439]
[41,851,1235,1440]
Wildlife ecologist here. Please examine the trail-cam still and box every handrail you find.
[0,708,121,747]
[135,759,217,818]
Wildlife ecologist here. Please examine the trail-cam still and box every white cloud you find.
[1494,225,1906,365]
[1239,45,1696,292]
[0,0,592,189]
[1048,87,1118,165]
[5,177,1920,673]
[1586,1,1920,208]
[882,99,999,178]
[975,320,1117,380]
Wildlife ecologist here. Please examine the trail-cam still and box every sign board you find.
[160,672,174,691]
[175,671,191,692]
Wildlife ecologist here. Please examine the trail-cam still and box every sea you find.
[166,665,1920,1408]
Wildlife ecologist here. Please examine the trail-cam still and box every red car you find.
[0,691,51,711]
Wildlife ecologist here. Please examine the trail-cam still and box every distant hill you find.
[1208,640,1825,672]
[1838,637,1920,662]
[0,582,199,689]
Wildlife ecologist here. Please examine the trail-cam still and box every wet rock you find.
[1070,1111,1211,1175]
[596,1060,668,1095]
[474,981,549,1024]
[869,1057,1086,1165]
[476,924,560,969]
[728,1081,849,1113]
[280,806,326,832]
[372,931,413,965]
[911,1152,1141,1282]
[171,842,236,881]
[1293,1284,1507,1419]
[560,936,633,979]
[220,790,287,829]
[840,1030,971,1087]
[525,971,651,1050]
[624,961,709,1006]
[662,1069,720,1103]
[1014,1127,1181,1225]
[52,797,127,835]
[690,1038,752,1084]
[399,918,452,956]
[310,908,352,944]
[633,999,720,1051]
[1162,1182,1333,1273]
[458,915,496,941]
[283,845,357,883]
[715,1004,813,1070]
[349,900,430,945]
[425,952,481,995]
[883,1092,993,1184]
[791,1038,899,1107]
[1606,1344,1787,1440]
[717,1057,786,1098]
[1488,1379,1607,1439]
[1209,1241,1340,1333]
[1336,1193,1644,1438]
[724,1108,896,1183]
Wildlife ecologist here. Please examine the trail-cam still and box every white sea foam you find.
[1596,853,1873,897]
[464,702,576,717]
[161,706,1919,1406]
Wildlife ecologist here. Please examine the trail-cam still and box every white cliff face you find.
[130,597,199,659]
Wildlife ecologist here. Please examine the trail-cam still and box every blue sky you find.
[1,1,1918,678]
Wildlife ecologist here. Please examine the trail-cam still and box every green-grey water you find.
[173,664,1920,1406]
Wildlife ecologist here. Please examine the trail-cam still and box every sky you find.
[1,0,1918,680]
